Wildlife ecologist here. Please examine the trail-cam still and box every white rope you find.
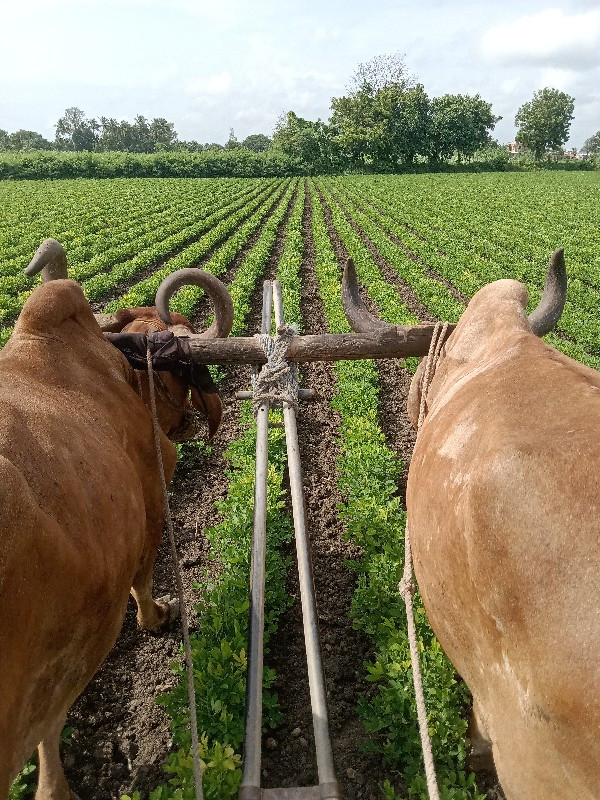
[146,345,204,800]
[251,325,299,416]
[398,321,449,800]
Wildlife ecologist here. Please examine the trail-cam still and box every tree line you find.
[2,54,598,175]
[0,108,267,155]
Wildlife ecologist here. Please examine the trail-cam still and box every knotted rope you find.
[398,320,449,800]
[146,343,204,800]
[251,325,299,415]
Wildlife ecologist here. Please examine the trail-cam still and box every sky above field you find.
[1,0,599,149]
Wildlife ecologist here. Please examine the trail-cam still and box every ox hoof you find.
[137,595,180,632]
[157,594,181,624]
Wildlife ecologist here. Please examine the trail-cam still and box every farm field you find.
[4,171,600,800]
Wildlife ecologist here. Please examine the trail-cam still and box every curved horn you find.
[527,247,567,336]
[24,239,68,282]
[342,258,395,334]
[155,268,234,339]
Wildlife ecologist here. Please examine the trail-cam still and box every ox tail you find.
[13,279,101,339]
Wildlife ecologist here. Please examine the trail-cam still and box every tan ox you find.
[406,273,600,799]
[0,265,230,799]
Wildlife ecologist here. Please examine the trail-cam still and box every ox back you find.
[407,279,600,800]
[0,279,177,798]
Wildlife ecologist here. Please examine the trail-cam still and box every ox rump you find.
[343,250,600,799]
[403,261,600,798]
[0,255,232,799]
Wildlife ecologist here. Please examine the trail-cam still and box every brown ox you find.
[0,258,231,799]
[405,270,600,799]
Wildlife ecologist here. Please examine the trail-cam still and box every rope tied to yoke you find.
[398,320,449,800]
[145,343,204,800]
[251,325,299,415]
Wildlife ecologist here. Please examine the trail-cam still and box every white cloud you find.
[186,72,233,95]
[313,25,341,42]
[481,8,600,69]
[538,67,572,91]
[500,77,521,94]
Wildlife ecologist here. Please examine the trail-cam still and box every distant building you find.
[506,141,527,156]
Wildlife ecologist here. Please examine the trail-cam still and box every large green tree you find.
[148,117,177,150]
[429,94,500,163]
[272,112,338,174]
[241,133,272,152]
[97,117,137,151]
[330,82,431,170]
[515,88,575,160]
[55,107,99,151]
[330,53,428,170]
[0,128,52,150]
[582,131,600,154]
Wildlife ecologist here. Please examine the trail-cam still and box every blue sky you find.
[1,0,599,148]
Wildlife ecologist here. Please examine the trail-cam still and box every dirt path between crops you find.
[259,184,398,798]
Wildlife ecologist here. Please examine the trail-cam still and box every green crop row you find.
[0,180,285,346]
[0,179,269,269]
[137,403,294,800]
[121,180,304,799]
[322,180,465,323]
[339,174,600,368]
[0,181,271,299]
[310,181,484,799]
[0,184,281,346]
[104,180,293,316]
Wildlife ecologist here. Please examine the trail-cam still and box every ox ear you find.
[190,386,222,440]
[187,363,222,440]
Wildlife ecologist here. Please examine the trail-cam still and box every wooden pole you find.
[186,325,455,365]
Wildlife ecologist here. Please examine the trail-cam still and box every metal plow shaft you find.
[239,281,341,800]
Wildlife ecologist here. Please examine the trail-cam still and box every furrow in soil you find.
[314,183,416,513]
[89,181,283,312]
[341,189,469,306]
[258,185,397,797]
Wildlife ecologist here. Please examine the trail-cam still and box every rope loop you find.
[397,320,450,800]
[251,325,299,416]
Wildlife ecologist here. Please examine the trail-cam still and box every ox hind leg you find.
[130,505,179,632]
[36,712,78,800]
[131,436,179,632]
[467,697,496,774]
[130,546,178,632]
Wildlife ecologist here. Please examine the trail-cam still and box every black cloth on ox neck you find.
[104,330,218,394]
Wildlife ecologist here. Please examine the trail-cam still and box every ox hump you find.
[14,279,100,338]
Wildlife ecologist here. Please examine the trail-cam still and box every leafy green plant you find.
[8,762,36,800]
[310,180,483,798]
